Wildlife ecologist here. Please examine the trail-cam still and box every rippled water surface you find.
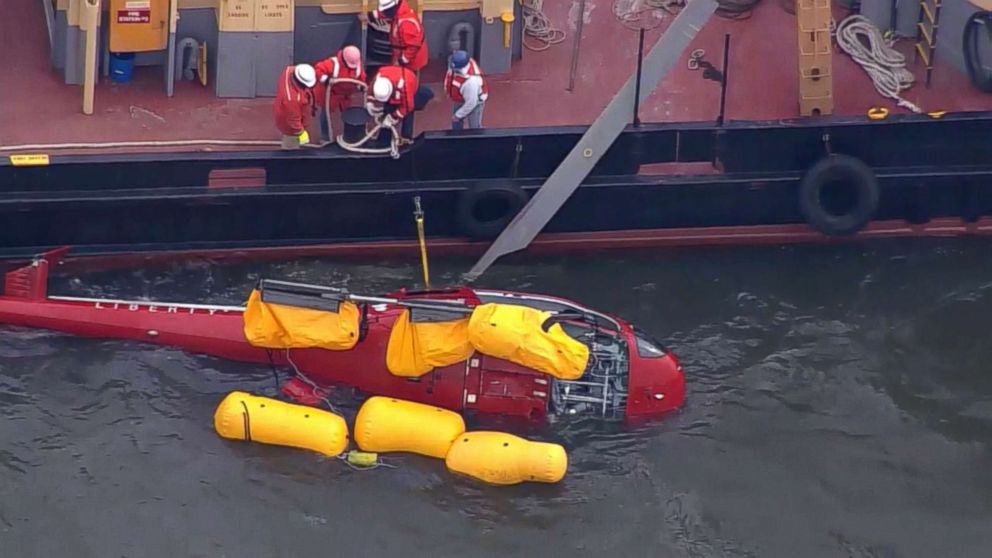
[3,240,992,557]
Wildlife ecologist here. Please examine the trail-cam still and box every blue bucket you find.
[110,52,135,83]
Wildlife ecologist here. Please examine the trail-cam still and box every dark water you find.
[3,240,992,557]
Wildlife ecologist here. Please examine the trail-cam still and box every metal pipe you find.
[717,33,730,126]
[633,28,645,127]
[361,0,369,64]
[567,0,586,92]
[166,0,179,96]
[81,0,100,115]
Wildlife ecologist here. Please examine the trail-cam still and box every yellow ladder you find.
[796,0,833,116]
[915,0,942,87]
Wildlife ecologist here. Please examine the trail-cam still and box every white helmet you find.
[293,64,316,88]
[372,76,393,102]
[378,0,399,10]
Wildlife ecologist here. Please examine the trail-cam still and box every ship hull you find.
[3,116,992,263]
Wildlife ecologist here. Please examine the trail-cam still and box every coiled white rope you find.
[612,0,684,30]
[835,15,922,113]
[336,116,403,159]
[521,0,566,51]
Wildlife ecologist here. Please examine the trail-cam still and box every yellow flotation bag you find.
[385,309,474,377]
[445,431,568,485]
[467,303,589,381]
[213,391,349,457]
[242,288,361,351]
[354,396,465,459]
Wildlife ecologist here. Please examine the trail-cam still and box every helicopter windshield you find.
[632,327,668,359]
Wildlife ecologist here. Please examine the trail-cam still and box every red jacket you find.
[372,1,428,71]
[313,51,366,111]
[273,66,314,136]
[368,66,418,119]
[444,57,489,102]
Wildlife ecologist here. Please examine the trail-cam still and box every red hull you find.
[0,251,686,421]
[3,218,989,276]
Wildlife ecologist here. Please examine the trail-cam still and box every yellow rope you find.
[413,196,431,289]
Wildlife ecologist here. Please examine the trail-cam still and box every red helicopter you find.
[0,248,685,422]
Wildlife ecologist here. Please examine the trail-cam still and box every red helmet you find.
[342,46,361,69]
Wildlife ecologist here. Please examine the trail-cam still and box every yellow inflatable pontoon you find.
[445,431,568,485]
[213,391,349,457]
[354,396,465,459]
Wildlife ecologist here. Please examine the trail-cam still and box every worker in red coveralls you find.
[444,50,488,130]
[273,64,317,150]
[313,46,366,144]
[358,0,428,71]
[366,64,434,142]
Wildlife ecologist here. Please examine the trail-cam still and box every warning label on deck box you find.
[117,9,151,23]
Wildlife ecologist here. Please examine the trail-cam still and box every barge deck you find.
[3,0,992,265]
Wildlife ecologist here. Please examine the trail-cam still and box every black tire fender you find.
[798,154,880,236]
[964,12,992,93]
[456,182,529,240]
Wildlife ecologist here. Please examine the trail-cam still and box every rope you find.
[337,453,398,471]
[284,349,397,473]
[521,0,566,51]
[612,0,757,28]
[835,15,922,113]
[612,0,683,30]
[336,115,403,159]
[285,349,338,414]
[318,76,368,147]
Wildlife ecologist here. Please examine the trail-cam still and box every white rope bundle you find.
[835,15,922,113]
[612,0,683,30]
[521,0,566,51]
[336,117,403,159]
